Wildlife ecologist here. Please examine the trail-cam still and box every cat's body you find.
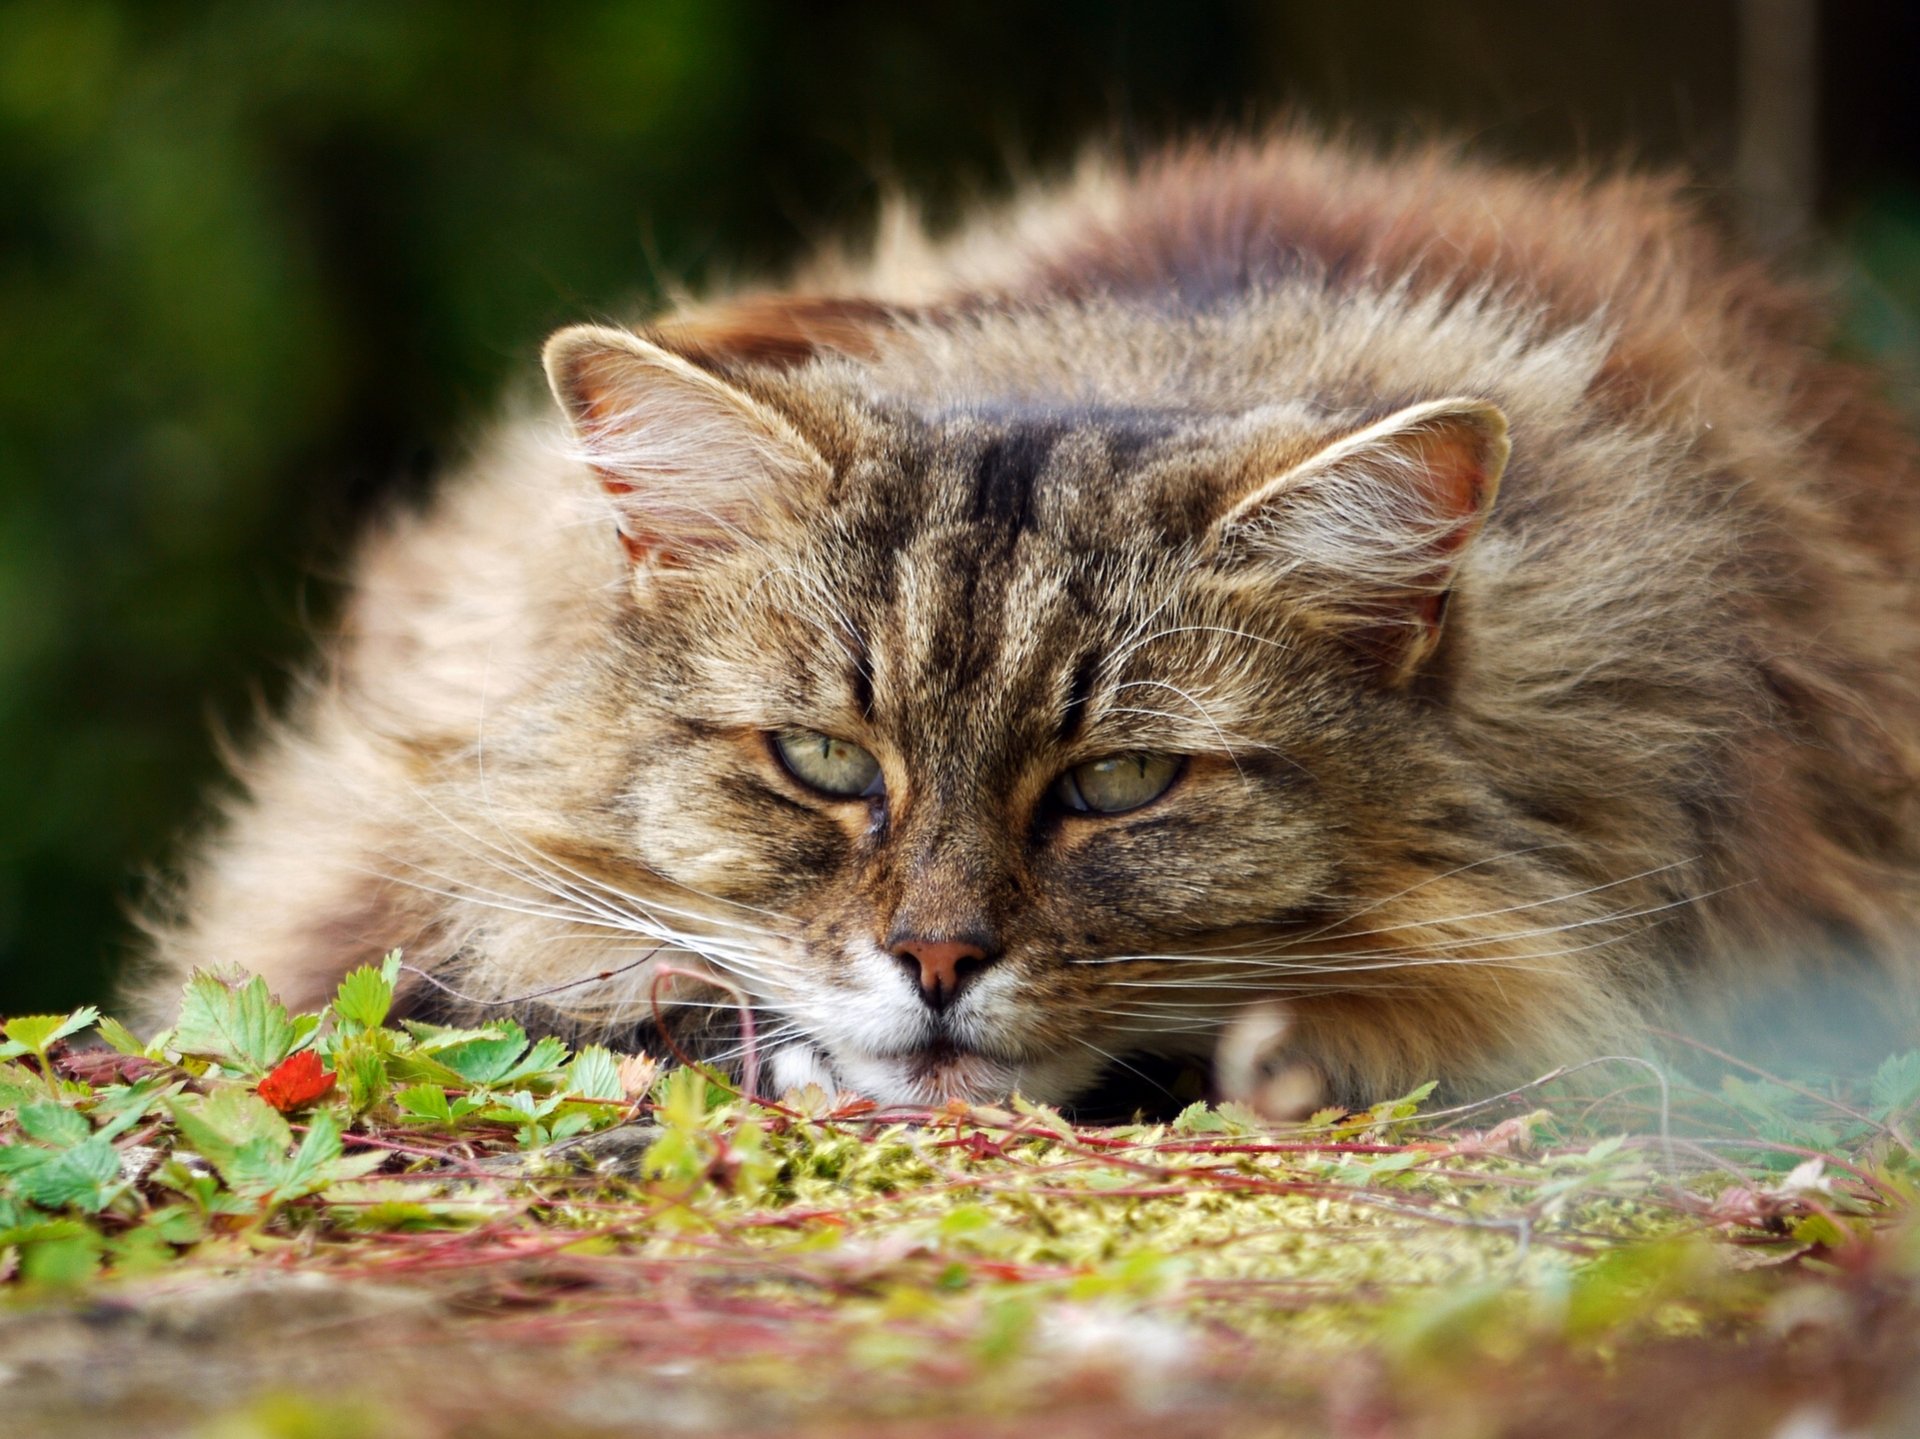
[140,133,1920,1109]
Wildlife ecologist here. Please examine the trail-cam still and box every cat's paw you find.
[1215,1003,1325,1121]
[764,1041,839,1099]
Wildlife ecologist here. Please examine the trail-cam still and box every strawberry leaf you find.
[173,973,308,1075]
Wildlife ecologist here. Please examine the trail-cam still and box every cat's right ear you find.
[542,324,830,566]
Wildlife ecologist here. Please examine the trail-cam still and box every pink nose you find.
[889,937,995,1010]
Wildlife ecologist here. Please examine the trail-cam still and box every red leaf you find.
[56,1050,163,1086]
[257,1051,336,1111]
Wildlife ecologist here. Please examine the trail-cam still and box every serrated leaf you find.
[173,973,303,1075]
[497,1034,572,1086]
[543,1110,596,1143]
[7,1218,101,1284]
[2,1007,100,1054]
[168,1088,294,1173]
[1007,1093,1071,1137]
[1870,1052,1920,1117]
[339,1046,391,1114]
[414,1020,530,1086]
[0,1062,40,1105]
[91,1078,178,1142]
[260,1111,348,1202]
[1173,1101,1228,1134]
[12,1137,122,1212]
[386,1050,477,1089]
[396,1084,456,1124]
[1214,1101,1266,1132]
[15,1100,91,1148]
[565,1045,624,1101]
[333,958,398,1032]
[95,1016,151,1057]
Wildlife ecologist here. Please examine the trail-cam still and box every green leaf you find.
[173,973,303,1075]
[1,1007,100,1055]
[395,1084,455,1124]
[543,1110,595,1143]
[15,1100,91,1148]
[333,955,400,1032]
[339,1046,392,1115]
[2,1218,102,1285]
[168,1088,294,1172]
[1008,1093,1072,1138]
[497,1034,572,1087]
[565,1045,624,1101]
[1870,1052,1920,1117]
[261,1111,347,1202]
[11,1137,121,1212]
[417,1021,530,1086]
[0,1062,40,1105]
[95,1016,151,1057]
[1173,1101,1228,1135]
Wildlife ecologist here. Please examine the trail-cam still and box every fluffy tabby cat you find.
[138,132,1920,1110]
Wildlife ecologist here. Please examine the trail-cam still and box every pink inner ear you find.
[1407,425,1497,552]
[547,328,831,566]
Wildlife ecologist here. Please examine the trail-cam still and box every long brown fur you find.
[137,131,1920,1109]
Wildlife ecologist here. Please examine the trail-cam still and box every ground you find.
[2,960,1916,1438]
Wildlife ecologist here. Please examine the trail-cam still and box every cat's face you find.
[541,327,1506,1108]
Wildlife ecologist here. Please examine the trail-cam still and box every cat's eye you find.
[773,728,885,799]
[1053,752,1184,814]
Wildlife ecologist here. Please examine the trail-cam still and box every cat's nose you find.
[888,936,997,1011]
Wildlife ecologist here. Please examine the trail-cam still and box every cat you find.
[136,130,1920,1112]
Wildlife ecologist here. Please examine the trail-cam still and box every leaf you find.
[332,953,401,1032]
[0,1007,100,1057]
[1173,1101,1229,1135]
[92,1077,178,1142]
[338,1045,392,1115]
[1870,1052,1920,1117]
[497,1034,572,1086]
[263,1111,346,1202]
[616,1053,659,1100]
[168,1089,294,1173]
[395,1084,455,1124]
[4,1218,101,1285]
[417,1022,531,1086]
[10,1137,121,1212]
[1214,1101,1268,1132]
[95,1016,151,1057]
[1007,1093,1072,1138]
[257,1052,337,1112]
[15,1100,91,1148]
[565,1045,624,1102]
[172,973,303,1075]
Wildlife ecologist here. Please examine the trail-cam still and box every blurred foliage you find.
[0,0,1917,1014]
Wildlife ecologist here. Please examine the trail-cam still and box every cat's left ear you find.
[543,324,831,565]
[1216,398,1509,683]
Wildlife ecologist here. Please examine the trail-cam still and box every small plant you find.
[2,969,1917,1433]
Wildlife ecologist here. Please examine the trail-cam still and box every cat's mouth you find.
[851,1036,1020,1105]
[896,1037,983,1081]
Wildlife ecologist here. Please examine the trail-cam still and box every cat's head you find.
[536,322,1509,1109]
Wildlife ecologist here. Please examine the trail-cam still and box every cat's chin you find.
[764,1040,1097,1109]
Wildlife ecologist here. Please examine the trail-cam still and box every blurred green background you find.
[3,0,1918,1015]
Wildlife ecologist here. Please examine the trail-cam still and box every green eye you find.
[1054,753,1183,814]
[773,728,884,798]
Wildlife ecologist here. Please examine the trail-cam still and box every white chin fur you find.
[767,1041,1103,1108]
